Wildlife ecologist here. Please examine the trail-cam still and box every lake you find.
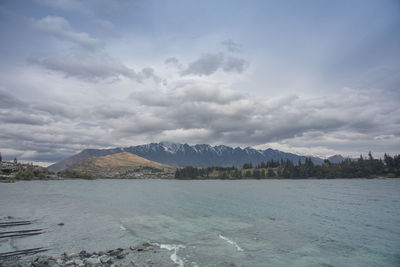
[1,179,399,266]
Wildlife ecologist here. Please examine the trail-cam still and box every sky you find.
[0,0,399,164]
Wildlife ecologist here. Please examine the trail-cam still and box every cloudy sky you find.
[0,0,399,163]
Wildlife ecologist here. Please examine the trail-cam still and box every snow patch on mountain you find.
[160,142,182,154]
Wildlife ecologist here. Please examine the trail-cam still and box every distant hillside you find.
[48,148,122,172]
[49,142,327,172]
[64,152,175,178]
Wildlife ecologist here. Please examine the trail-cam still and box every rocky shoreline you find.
[0,243,177,267]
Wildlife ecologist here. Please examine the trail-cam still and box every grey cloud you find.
[0,113,116,162]
[120,122,167,135]
[141,67,162,83]
[77,122,98,128]
[1,83,399,162]
[29,56,160,82]
[164,57,183,69]
[32,103,78,119]
[165,57,179,65]
[162,103,216,129]
[92,105,135,119]
[0,95,106,162]
[132,90,170,107]
[32,16,101,49]
[181,53,247,76]
[0,91,73,120]
[118,115,173,136]
[135,89,309,144]
[133,83,243,106]
[129,86,400,151]
[221,39,242,53]
[0,90,24,108]
[222,57,247,73]
[181,53,224,76]
[0,113,48,125]
[131,86,347,145]
[29,56,131,80]
[171,85,243,104]
[0,127,111,162]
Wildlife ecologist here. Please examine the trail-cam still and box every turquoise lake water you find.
[1,179,399,266]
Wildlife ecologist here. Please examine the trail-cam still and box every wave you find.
[219,234,244,252]
[153,242,186,267]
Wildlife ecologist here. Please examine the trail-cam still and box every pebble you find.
[142,242,152,247]
[99,255,112,264]
[65,260,75,265]
[74,259,83,266]
[85,257,100,265]
[79,250,91,258]
[67,253,78,259]
[116,253,125,259]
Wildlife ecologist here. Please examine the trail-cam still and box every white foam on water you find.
[155,243,186,267]
[218,234,244,252]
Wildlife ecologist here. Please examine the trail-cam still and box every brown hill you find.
[48,148,122,172]
[66,152,176,178]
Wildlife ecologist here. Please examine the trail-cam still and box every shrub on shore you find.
[59,170,95,180]
[15,170,45,180]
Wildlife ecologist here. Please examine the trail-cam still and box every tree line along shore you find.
[174,153,400,179]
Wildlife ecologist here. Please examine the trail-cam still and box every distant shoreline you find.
[1,176,395,183]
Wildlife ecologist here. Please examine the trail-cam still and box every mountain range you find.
[48,142,346,173]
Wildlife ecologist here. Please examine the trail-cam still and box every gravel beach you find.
[0,243,178,267]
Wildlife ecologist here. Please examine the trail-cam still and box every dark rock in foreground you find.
[0,243,175,267]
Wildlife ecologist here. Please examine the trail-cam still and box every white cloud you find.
[2,53,400,163]
[181,53,247,76]
[32,16,101,49]
[1,79,399,162]
[0,148,37,160]
[160,128,212,142]
[164,57,183,69]
[29,55,161,82]
[170,83,243,104]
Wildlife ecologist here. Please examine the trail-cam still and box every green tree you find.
[267,169,275,177]
[220,172,229,179]
[243,163,253,169]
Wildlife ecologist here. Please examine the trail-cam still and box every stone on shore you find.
[99,255,112,264]
[0,243,177,267]
[84,256,101,265]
